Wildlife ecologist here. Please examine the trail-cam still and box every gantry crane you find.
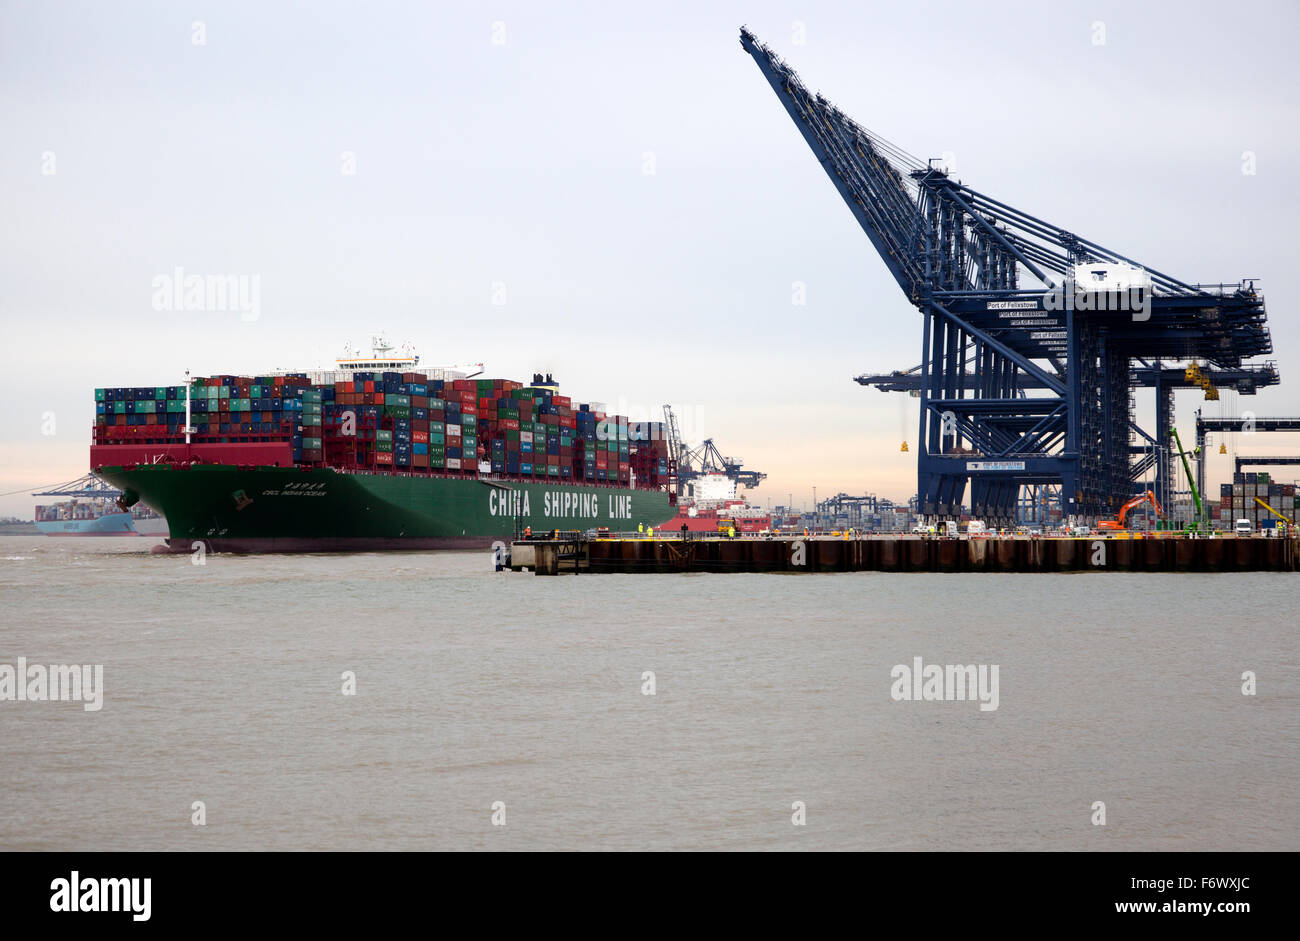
[740,28,1275,526]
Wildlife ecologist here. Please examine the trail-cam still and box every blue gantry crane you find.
[740,28,1276,525]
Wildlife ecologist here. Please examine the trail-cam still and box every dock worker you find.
[524,525,532,539]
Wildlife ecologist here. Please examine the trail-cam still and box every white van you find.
[1235,519,1253,535]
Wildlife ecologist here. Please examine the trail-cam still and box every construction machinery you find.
[1253,497,1292,534]
[1096,490,1163,532]
[740,29,1276,526]
[1170,427,1209,534]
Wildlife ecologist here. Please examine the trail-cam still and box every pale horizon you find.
[3,0,1298,518]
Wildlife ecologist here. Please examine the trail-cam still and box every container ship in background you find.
[663,472,771,533]
[33,475,167,536]
[90,340,678,552]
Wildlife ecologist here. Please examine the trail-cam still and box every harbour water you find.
[1,535,1295,851]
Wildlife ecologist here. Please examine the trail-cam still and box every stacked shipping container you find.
[1217,472,1298,529]
[92,373,673,490]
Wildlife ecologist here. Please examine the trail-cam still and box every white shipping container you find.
[520,431,533,443]
[445,458,460,469]
[446,424,461,437]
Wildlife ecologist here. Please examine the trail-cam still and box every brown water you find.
[0,535,1295,851]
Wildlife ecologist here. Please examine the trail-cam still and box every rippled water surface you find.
[1,535,1295,851]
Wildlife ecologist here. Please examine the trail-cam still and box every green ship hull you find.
[95,464,676,553]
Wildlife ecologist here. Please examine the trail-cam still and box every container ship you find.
[33,475,167,536]
[90,341,678,552]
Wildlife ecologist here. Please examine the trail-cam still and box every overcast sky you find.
[2,0,1298,516]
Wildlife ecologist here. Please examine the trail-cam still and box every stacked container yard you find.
[1222,472,1298,529]
[93,372,674,491]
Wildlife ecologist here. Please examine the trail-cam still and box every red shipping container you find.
[554,396,571,407]
[502,419,519,431]
[413,431,429,444]
[376,452,393,465]
[461,403,477,415]
[429,409,445,422]
[364,381,375,393]
[447,436,462,448]
[412,419,429,433]
[413,454,430,468]
[374,393,385,405]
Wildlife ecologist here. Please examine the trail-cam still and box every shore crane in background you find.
[740,28,1275,526]
[1193,412,1300,503]
[33,474,124,501]
[662,405,767,499]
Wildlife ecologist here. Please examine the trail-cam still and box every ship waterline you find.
[95,464,676,552]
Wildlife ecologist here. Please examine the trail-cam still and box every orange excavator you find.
[1096,490,1164,532]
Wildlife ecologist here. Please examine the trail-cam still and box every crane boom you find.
[1170,427,1205,530]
